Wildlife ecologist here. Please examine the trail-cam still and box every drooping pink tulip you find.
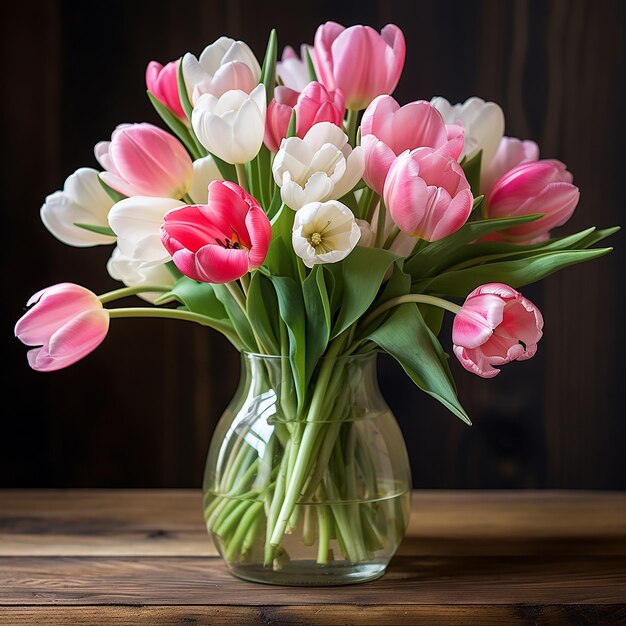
[452,283,544,378]
[14,283,110,372]
[361,95,458,195]
[146,59,186,120]
[481,136,539,198]
[484,160,579,243]
[383,148,473,241]
[95,123,193,199]
[264,82,345,152]
[314,22,405,110]
[160,180,272,283]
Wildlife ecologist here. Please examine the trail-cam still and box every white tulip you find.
[188,154,222,204]
[108,196,183,267]
[430,96,505,167]
[40,167,115,247]
[276,44,316,92]
[292,200,361,267]
[273,122,364,211]
[183,36,262,105]
[107,247,175,303]
[192,85,266,164]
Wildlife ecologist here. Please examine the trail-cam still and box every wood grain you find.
[0,489,624,624]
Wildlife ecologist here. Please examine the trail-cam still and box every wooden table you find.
[1,490,625,624]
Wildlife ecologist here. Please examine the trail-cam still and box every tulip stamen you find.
[216,237,245,250]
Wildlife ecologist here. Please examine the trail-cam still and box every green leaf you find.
[302,266,331,384]
[98,177,126,203]
[247,272,280,354]
[73,222,116,237]
[305,46,317,81]
[147,90,199,159]
[578,226,620,249]
[210,152,237,183]
[414,248,613,298]
[265,205,297,279]
[269,275,306,410]
[461,150,482,197]
[260,28,278,103]
[367,303,471,424]
[328,246,399,338]
[176,58,194,122]
[286,108,297,138]
[404,214,543,278]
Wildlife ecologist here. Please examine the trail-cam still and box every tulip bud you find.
[314,22,405,110]
[384,147,473,241]
[146,59,186,120]
[14,283,110,372]
[452,283,543,378]
[182,36,261,104]
[95,123,193,199]
[192,85,266,165]
[40,168,115,247]
[485,160,579,243]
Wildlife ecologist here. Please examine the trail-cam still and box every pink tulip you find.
[361,95,457,195]
[452,283,544,378]
[485,160,579,243]
[146,59,186,120]
[160,180,272,283]
[314,22,405,110]
[95,123,193,198]
[481,136,539,198]
[264,82,345,152]
[14,283,109,372]
[383,148,473,241]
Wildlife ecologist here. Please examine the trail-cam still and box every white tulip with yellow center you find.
[292,200,361,267]
[273,122,364,211]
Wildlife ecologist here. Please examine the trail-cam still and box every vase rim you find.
[240,350,378,362]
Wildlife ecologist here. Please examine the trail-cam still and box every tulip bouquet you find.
[15,21,616,578]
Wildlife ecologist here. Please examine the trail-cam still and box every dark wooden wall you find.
[2,0,624,489]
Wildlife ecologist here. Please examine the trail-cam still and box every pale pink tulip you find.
[383,148,473,241]
[14,283,109,372]
[160,180,271,283]
[314,22,405,110]
[481,136,539,198]
[485,160,579,243]
[95,123,193,198]
[361,96,456,194]
[145,59,186,119]
[264,82,345,152]
[276,44,317,91]
[452,283,543,378]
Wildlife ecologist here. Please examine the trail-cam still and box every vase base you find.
[226,560,387,586]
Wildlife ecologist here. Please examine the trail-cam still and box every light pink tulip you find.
[314,22,405,110]
[160,180,271,283]
[95,123,193,198]
[264,82,346,152]
[481,136,539,198]
[383,148,473,241]
[452,283,544,378]
[276,44,317,91]
[14,283,109,372]
[361,95,457,195]
[485,160,579,243]
[146,59,186,120]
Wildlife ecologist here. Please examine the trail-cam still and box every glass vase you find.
[202,351,412,586]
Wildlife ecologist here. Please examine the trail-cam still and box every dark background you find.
[2,0,624,489]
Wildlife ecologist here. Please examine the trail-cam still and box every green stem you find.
[98,285,171,304]
[182,192,195,204]
[383,225,401,250]
[374,200,387,248]
[235,162,249,192]
[107,307,237,341]
[364,192,380,223]
[345,109,359,146]
[360,294,461,331]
